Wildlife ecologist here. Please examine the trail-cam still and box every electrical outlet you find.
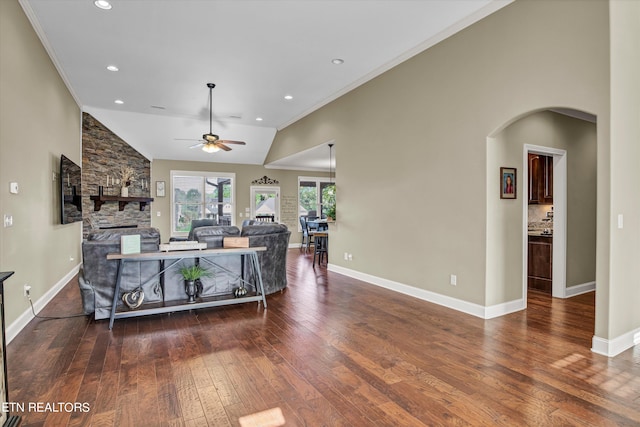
[23,284,31,297]
[344,252,348,260]
[348,253,353,261]
[450,275,457,286]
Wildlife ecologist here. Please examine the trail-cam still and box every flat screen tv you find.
[60,154,82,224]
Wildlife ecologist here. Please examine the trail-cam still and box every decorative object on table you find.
[120,166,136,197]
[223,236,249,248]
[159,241,206,252]
[122,289,144,309]
[234,286,248,298]
[178,264,212,303]
[156,180,165,197]
[120,234,141,254]
[500,167,517,199]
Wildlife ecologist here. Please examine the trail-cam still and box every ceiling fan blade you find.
[189,142,204,148]
[216,143,232,151]
[219,140,246,145]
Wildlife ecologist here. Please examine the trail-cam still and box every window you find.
[298,176,335,224]
[171,171,235,236]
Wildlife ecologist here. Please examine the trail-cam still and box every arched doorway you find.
[486,108,597,312]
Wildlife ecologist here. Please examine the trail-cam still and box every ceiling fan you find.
[180,83,246,153]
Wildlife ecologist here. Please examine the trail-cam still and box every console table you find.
[106,247,267,329]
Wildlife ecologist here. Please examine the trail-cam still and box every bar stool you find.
[313,232,328,267]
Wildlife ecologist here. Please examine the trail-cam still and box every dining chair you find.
[299,216,315,253]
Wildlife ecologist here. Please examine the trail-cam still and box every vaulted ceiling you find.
[20,0,511,170]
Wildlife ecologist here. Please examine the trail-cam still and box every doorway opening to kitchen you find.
[524,145,567,299]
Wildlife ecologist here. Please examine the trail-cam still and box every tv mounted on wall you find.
[60,154,82,224]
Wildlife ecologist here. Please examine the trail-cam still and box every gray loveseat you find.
[192,223,291,295]
[79,223,291,320]
[78,227,163,320]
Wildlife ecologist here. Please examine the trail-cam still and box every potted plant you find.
[179,264,211,303]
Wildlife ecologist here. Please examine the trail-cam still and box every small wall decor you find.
[251,175,279,185]
[500,167,517,199]
[156,181,166,197]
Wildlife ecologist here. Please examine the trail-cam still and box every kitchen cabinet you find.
[528,153,553,204]
[528,235,552,293]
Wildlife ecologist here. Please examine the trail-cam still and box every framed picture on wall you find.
[500,167,517,199]
[156,181,165,197]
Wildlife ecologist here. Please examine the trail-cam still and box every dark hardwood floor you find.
[7,250,640,426]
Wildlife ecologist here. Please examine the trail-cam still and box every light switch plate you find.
[9,182,18,194]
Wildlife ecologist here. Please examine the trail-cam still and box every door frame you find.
[523,144,567,299]
[250,186,280,222]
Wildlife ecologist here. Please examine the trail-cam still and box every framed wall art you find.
[500,167,516,199]
[156,181,166,197]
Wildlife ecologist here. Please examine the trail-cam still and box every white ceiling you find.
[20,0,511,170]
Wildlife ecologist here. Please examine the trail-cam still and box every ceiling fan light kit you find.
[202,143,220,153]
[186,83,247,154]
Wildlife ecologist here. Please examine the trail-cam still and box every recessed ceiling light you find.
[256,117,263,121]
[284,95,293,100]
[114,99,124,104]
[94,0,112,10]
[331,58,344,65]
[106,65,119,72]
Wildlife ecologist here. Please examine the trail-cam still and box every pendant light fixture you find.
[328,143,334,183]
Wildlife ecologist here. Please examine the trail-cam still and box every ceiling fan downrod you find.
[207,83,215,137]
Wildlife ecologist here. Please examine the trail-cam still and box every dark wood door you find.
[528,236,552,293]
[528,154,542,204]
[543,155,553,203]
[528,153,553,205]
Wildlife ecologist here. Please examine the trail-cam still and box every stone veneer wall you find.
[82,113,151,238]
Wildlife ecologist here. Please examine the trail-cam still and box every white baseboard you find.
[484,298,526,319]
[328,263,524,320]
[564,281,596,297]
[328,265,638,358]
[592,327,640,357]
[6,263,81,344]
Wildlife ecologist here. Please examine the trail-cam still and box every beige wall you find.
[486,111,597,305]
[151,159,327,243]
[0,0,82,326]
[268,0,609,310]
[606,0,640,340]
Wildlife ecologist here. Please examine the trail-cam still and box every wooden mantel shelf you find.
[90,195,154,212]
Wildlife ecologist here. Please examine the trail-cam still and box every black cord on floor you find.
[28,296,87,320]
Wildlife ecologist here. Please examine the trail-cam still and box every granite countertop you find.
[528,230,553,237]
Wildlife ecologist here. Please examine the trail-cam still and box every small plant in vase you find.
[179,264,211,303]
[119,166,136,197]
